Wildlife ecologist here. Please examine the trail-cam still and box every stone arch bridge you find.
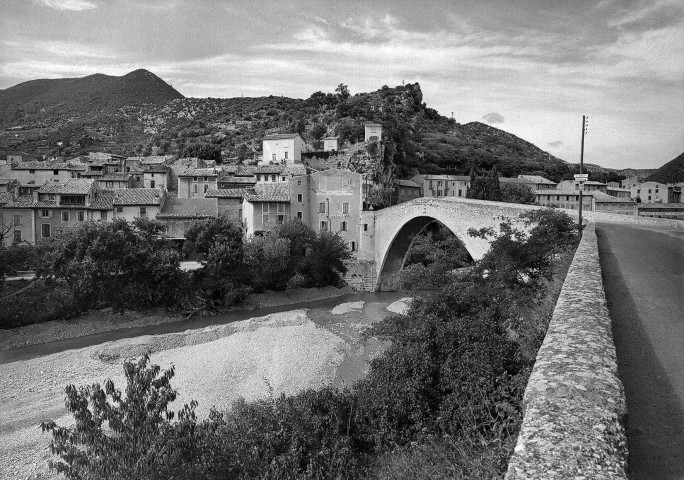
[356,197,541,289]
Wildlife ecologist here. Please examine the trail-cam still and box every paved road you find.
[596,223,684,479]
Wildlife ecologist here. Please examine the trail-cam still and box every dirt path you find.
[597,223,684,479]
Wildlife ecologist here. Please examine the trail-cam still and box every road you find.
[596,223,684,480]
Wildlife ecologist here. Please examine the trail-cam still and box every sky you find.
[1,0,683,170]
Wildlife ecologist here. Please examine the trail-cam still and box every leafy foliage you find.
[40,219,186,313]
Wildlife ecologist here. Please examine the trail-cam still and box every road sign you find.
[574,174,589,182]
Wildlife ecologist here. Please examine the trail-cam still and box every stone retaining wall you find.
[505,223,629,479]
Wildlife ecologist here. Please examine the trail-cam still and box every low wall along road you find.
[506,223,629,479]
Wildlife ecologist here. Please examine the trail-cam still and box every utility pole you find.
[577,115,588,233]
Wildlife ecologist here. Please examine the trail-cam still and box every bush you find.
[0,281,80,329]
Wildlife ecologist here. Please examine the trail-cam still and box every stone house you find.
[323,136,341,152]
[518,175,556,190]
[98,173,132,190]
[261,133,305,165]
[112,188,166,222]
[205,188,244,225]
[156,197,217,239]
[412,174,470,198]
[364,123,382,142]
[143,165,170,190]
[392,179,421,205]
[242,184,291,236]
[177,168,219,198]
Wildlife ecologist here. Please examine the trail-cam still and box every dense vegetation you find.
[0,219,350,328]
[42,208,579,479]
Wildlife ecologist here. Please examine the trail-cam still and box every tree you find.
[275,220,317,278]
[303,232,351,287]
[467,167,502,201]
[41,219,186,313]
[335,83,350,100]
[243,235,292,291]
[500,183,536,204]
[41,354,201,479]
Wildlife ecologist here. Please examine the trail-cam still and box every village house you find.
[412,174,470,198]
[242,184,291,236]
[143,164,170,190]
[255,164,307,184]
[98,173,132,190]
[391,179,421,205]
[205,188,244,224]
[638,203,684,220]
[217,169,257,190]
[631,181,681,203]
[606,186,632,198]
[9,161,76,185]
[323,136,342,152]
[1,179,106,246]
[112,188,166,222]
[156,197,218,240]
[364,123,382,142]
[260,133,305,165]
[557,179,608,193]
[177,168,219,198]
[592,191,637,215]
[288,169,364,255]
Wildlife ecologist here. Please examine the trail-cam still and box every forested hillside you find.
[0,71,625,182]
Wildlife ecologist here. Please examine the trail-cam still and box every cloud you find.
[36,0,97,11]
[548,140,564,148]
[482,112,505,123]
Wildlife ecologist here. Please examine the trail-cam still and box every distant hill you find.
[646,152,684,183]
[0,76,625,183]
[0,69,183,124]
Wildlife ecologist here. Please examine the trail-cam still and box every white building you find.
[261,134,305,165]
[364,123,382,142]
[112,188,166,222]
[323,136,341,152]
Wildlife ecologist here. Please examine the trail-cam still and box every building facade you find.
[261,134,305,165]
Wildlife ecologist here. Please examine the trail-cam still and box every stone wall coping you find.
[505,223,629,479]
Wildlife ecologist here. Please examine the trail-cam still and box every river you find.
[0,292,407,479]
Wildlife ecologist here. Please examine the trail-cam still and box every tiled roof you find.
[217,174,256,184]
[0,192,11,205]
[534,189,592,196]
[519,175,556,184]
[244,184,290,203]
[178,168,218,177]
[100,173,132,182]
[3,198,57,209]
[323,136,340,140]
[638,203,684,210]
[12,161,70,170]
[205,188,245,198]
[38,179,93,195]
[81,170,104,177]
[156,197,217,219]
[0,178,15,185]
[394,179,421,188]
[90,191,115,210]
[143,164,169,173]
[113,188,163,205]
[256,165,286,174]
[414,174,471,181]
[500,177,533,184]
[592,191,635,203]
[263,133,301,141]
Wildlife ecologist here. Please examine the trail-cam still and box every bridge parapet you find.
[506,223,628,479]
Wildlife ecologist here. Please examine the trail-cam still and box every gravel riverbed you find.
[0,294,401,480]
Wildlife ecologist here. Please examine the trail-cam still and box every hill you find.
[0,76,617,182]
[0,69,183,124]
[645,152,684,183]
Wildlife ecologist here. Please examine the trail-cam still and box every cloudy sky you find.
[1,0,683,169]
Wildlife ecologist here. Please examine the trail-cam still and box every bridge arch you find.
[372,198,539,289]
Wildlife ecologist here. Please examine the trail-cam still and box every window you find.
[239,208,242,218]
[272,154,276,161]
[116,206,123,213]
[29,169,35,174]
[106,181,114,188]
[262,203,269,213]
[343,202,349,214]
[13,214,21,226]
[193,184,198,193]
[271,175,276,182]
[340,221,347,232]
[41,224,51,238]
[319,202,325,213]
[648,189,652,193]
[296,211,302,219]
[437,190,442,196]
[363,223,368,232]
[319,221,327,231]
[41,209,49,218]
[277,203,285,213]
[204,184,208,193]
[193,177,198,182]
[140,207,147,215]
[13,230,21,243]
[297,193,303,202]
[277,215,284,225]
[101,211,108,220]
[556,195,560,201]
[151,180,156,188]
[62,211,70,222]
[53,170,58,175]
[566,196,570,201]
[458,189,462,197]
[350,241,356,252]
[297,180,302,185]
[78,211,85,222]
[281,176,286,181]
[284,151,288,159]
[262,214,269,226]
